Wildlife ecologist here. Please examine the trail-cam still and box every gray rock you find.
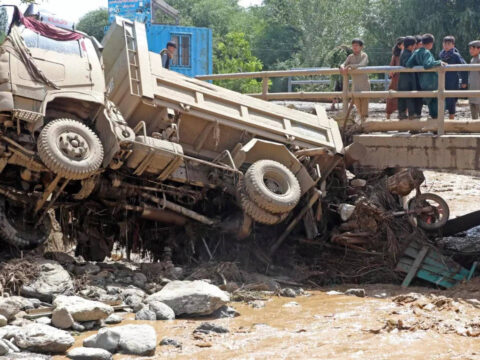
[104,314,123,325]
[84,325,156,356]
[281,288,297,298]
[249,300,266,309]
[212,305,240,318]
[4,338,20,352]
[148,301,175,320]
[160,338,182,348]
[84,328,120,353]
[82,335,98,348]
[74,263,101,276]
[21,260,74,302]
[194,322,229,334]
[345,288,366,298]
[283,301,300,308]
[72,322,85,332]
[132,273,147,288]
[35,317,52,326]
[0,352,51,359]
[135,307,156,321]
[0,296,38,321]
[145,280,229,316]
[121,288,146,300]
[67,347,112,360]
[82,321,98,331]
[51,307,74,329]
[0,314,7,327]
[53,296,114,322]
[0,339,10,356]
[11,323,74,354]
[125,295,144,312]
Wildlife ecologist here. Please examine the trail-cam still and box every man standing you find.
[406,34,446,119]
[340,39,370,122]
[160,41,177,70]
[468,40,480,119]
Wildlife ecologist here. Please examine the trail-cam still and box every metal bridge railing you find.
[196,64,480,135]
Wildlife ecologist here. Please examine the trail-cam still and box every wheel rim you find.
[411,198,446,226]
[263,170,290,196]
[58,131,90,161]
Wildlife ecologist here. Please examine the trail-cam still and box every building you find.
[108,0,212,77]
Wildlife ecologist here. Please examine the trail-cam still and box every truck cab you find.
[0,5,105,131]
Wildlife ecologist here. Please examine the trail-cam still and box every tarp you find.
[11,5,83,41]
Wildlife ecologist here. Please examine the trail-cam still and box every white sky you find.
[1,0,264,22]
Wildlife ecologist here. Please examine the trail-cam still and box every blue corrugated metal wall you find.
[146,24,212,77]
[107,0,212,77]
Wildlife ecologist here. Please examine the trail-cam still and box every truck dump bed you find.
[102,18,343,160]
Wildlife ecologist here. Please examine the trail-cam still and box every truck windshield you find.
[0,6,15,45]
[20,27,82,56]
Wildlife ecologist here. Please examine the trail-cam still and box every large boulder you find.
[0,296,39,321]
[21,260,74,302]
[145,280,229,316]
[84,324,156,356]
[51,307,74,329]
[53,296,114,322]
[67,347,113,360]
[9,323,74,354]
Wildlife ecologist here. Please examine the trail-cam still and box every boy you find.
[340,39,370,122]
[468,40,480,119]
[406,34,446,119]
[439,36,468,119]
[398,36,417,119]
[160,41,177,70]
[413,35,424,116]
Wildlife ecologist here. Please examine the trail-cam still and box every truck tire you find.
[38,119,104,180]
[240,192,288,225]
[244,160,301,214]
[0,196,51,249]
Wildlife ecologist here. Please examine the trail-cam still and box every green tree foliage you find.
[150,0,480,92]
[213,32,264,93]
[363,0,480,65]
[76,8,109,41]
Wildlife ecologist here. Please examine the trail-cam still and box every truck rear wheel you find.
[0,196,51,249]
[240,192,288,225]
[38,119,104,180]
[244,160,301,214]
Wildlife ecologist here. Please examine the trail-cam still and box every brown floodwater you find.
[54,289,480,360]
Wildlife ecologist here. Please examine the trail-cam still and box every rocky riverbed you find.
[1,171,480,359]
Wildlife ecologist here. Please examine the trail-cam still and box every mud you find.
[55,286,480,360]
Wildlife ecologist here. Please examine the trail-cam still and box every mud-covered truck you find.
[0,7,343,259]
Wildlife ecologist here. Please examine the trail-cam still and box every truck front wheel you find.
[38,119,104,180]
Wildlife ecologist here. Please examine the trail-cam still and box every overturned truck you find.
[0,8,344,259]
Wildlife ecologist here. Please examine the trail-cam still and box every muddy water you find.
[54,290,480,360]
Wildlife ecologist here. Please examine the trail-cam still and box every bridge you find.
[197,64,480,171]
